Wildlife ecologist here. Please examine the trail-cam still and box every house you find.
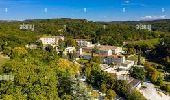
[103,55,125,64]
[40,36,64,46]
[113,47,123,54]
[100,64,129,79]
[121,60,135,70]
[98,45,122,55]
[81,47,93,53]
[76,39,94,47]
[134,65,145,68]
[128,78,142,89]
[63,47,76,55]
[82,55,92,60]
[25,44,37,49]
[98,46,113,56]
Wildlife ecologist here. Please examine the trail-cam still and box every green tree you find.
[45,45,54,52]
[106,89,117,100]
[100,82,107,93]
[130,66,145,81]
[11,47,28,58]
[65,38,76,47]
[128,90,146,100]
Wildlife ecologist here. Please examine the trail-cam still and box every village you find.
[23,35,170,100]
[26,36,143,89]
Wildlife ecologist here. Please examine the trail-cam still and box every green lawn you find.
[128,38,160,48]
[0,56,9,67]
[127,54,145,64]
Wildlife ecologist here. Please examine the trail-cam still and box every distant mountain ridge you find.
[0,18,170,32]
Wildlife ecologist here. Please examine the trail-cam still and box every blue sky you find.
[0,0,169,21]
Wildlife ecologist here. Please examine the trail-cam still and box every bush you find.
[106,89,117,100]
[161,84,170,93]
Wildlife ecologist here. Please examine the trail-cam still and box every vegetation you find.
[0,18,167,49]
[0,55,9,67]
[127,38,160,50]
[84,59,146,100]
[149,36,170,72]
[161,84,170,93]
[0,47,92,99]
[130,66,146,81]
[0,18,169,99]
[144,62,164,86]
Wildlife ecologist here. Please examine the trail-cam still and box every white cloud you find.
[123,8,126,12]
[5,8,8,13]
[162,8,165,13]
[44,8,47,13]
[121,0,145,7]
[125,0,130,4]
[141,15,166,20]
[83,8,87,13]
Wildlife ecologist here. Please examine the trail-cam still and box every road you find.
[140,81,170,100]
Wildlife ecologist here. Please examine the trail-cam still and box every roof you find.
[129,79,141,88]
[122,61,132,65]
[98,45,120,51]
[40,36,64,39]
[75,39,91,41]
[82,47,93,51]
[93,54,124,58]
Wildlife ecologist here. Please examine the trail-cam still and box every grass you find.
[0,55,9,67]
[128,38,160,48]
[127,54,145,63]
[77,59,89,64]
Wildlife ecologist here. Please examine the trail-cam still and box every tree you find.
[2,46,12,56]
[100,82,107,93]
[130,66,145,81]
[128,90,146,100]
[65,38,77,47]
[61,94,72,100]
[151,71,160,83]
[92,56,101,64]
[2,95,14,100]
[137,49,142,65]
[45,45,53,52]
[116,80,129,97]
[35,40,43,49]
[71,79,92,100]
[58,39,65,51]
[106,89,117,100]
[11,47,28,58]
[163,84,170,93]
[156,75,164,86]
[51,58,80,77]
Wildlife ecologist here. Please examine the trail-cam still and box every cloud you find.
[121,1,146,7]
[122,3,145,7]
[124,0,130,4]
[44,8,47,13]
[141,15,166,20]
[122,8,126,12]
[5,8,8,13]
[83,8,87,13]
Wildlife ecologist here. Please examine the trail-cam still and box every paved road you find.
[140,82,170,100]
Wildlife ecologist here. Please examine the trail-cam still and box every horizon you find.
[1,18,170,22]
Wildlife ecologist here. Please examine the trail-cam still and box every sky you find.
[0,0,169,21]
